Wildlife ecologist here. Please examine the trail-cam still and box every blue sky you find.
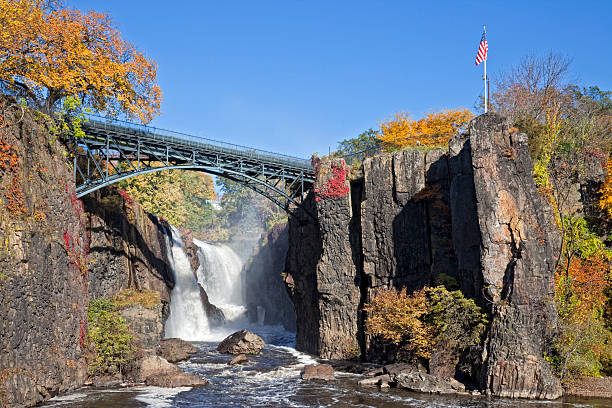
[72,0,612,159]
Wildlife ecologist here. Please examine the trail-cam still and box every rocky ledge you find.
[129,355,208,388]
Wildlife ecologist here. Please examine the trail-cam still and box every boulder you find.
[227,354,248,365]
[157,338,197,363]
[91,375,123,388]
[383,363,420,377]
[358,374,391,387]
[217,330,265,355]
[395,372,463,394]
[128,355,180,383]
[145,372,208,387]
[128,355,208,388]
[363,367,384,378]
[301,364,335,381]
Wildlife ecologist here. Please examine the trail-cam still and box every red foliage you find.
[0,137,25,215]
[62,230,87,276]
[79,319,87,349]
[118,189,133,206]
[63,230,72,252]
[0,137,19,172]
[586,148,609,169]
[66,185,84,217]
[314,163,350,202]
[4,174,26,215]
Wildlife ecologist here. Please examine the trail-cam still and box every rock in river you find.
[217,329,265,355]
[157,338,197,363]
[395,371,465,394]
[228,354,248,365]
[301,364,335,381]
[145,372,208,388]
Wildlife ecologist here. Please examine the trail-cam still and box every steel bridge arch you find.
[67,115,316,217]
[75,163,307,213]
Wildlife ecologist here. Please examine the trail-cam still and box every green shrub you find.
[364,285,488,363]
[87,298,135,375]
[425,286,488,353]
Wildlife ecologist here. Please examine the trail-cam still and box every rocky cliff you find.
[0,99,89,406]
[83,187,173,307]
[0,98,175,407]
[244,222,296,331]
[285,113,562,398]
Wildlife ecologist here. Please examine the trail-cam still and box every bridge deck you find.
[70,115,315,213]
[81,115,314,174]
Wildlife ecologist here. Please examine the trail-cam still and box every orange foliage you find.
[0,0,161,123]
[557,255,610,321]
[599,160,612,220]
[363,288,433,359]
[0,137,19,172]
[378,109,474,151]
[0,136,25,215]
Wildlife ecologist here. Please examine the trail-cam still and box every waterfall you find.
[194,239,247,324]
[163,226,210,340]
[164,226,248,341]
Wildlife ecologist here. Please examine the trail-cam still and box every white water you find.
[164,226,249,342]
[163,226,210,340]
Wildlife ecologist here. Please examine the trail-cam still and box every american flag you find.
[475,29,488,66]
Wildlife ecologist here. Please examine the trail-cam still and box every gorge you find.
[0,98,608,407]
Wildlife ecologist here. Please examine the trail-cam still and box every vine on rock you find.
[62,230,87,276]
[118,189,133,206]
[0,137,26,216]
[314,162,350,202]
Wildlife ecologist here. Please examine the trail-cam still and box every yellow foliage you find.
[111,289,160,310]
[363,288,433,359]
[600,160,612,220]
[378,109,474,151]
[0,0,161,123]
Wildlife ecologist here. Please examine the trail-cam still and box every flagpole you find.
[483,25,487,113]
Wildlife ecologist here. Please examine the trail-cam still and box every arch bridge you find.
[64,115,315,215]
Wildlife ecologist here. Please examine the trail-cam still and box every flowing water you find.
[42,227,611,408]
[163,226,210,341]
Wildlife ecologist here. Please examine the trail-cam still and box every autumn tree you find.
[216,177,286,238]
[118,168,216,235]
[0,0,161,122]
[334,129,381,161]
[378,109,473,151]
[364,286,487,364]
[600,160,612,221]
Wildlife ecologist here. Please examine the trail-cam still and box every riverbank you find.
[41,329,612,408]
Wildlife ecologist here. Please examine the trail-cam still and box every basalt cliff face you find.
[0,99,89,407]
[0,99,174,407]
[244,222,296,331]
[82,187,174,306]
[285,113,563,399]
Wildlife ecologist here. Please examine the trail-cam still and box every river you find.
[41,227,611,408]
[41,323,612,408]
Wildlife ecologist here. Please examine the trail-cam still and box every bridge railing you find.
[81,114,313,171]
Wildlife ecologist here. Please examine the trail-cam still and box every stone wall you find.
[285,113,562,398]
